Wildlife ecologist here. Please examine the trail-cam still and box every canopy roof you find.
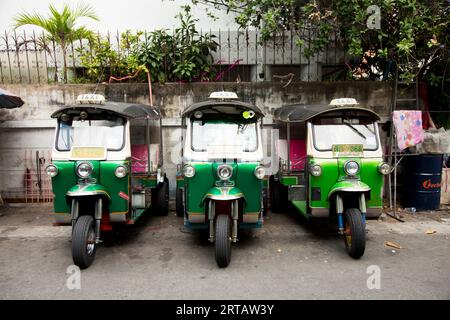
[0,88,24,109]
[51,102,161,120]
[273,104,380,122]
[182,100,264,118]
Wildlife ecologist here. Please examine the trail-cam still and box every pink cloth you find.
[289,140,306,170]
[131,144,148,173]
[392,111,423,150]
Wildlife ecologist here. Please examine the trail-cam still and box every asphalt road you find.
[0,203,449,299]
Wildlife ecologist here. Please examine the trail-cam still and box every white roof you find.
[209,91,238,100]
[76,94,105,105]
[329,98,359,106]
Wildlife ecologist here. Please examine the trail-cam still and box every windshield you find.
[56,117,125,151]
[312,122,378,151]
[191,120,258,154]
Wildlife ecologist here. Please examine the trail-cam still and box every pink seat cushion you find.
[290,140,306,170]
[131,144,148,173]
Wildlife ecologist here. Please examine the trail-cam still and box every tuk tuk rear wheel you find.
[343,208,366,259]
[176,187,184,217]
[154,177,169,216]
[72,215,96,269]
[270,177,287,213]
[214,215,232,268]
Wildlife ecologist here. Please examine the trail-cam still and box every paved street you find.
[0,203,449,300]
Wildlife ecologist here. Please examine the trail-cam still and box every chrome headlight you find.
[45,164,58,177]
[378,162,391,175]
[254,166,265,179]
[114,165,128,178]
[218,164,233,180]
[76,162,93,178]
[310,164,322,177]
[183,165,195,178]
[344,160,360,176]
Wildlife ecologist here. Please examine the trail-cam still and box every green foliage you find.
[76,5,218,84]
[193,0,450,84]
[14,2,99,83]
[133,5,218,83]
[77,30,145,83]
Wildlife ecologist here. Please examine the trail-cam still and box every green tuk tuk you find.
[176,91,266,267]
[46,94,169,268]
[270,98,390,258]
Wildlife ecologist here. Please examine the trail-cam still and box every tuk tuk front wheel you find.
[343,208,366,259]
[72,215,97,269]
[176,187,184,217]
[214,215,232,268]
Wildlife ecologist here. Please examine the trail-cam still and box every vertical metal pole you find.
[307,28,311,81]
[146,118,151,174]
[79,36,84,79]
[159,117,164,167]
[282,29,285,65]
[24,31,31,83]
[254,30,258,82]
[336,194,344,234]
[227,28,230,82]
[287,122,291,172]
[33,31,40,84]
[0,45,3,84]
[232,200,238,242]
[209,200,215,242]
[95,198,102,243]
[71,37,76,81]
[42,31,49,83]
[5,31,13,83]
[52,37,57,82]
[394,137,397,217]
[14,30,22,83]
[246,29,249,71]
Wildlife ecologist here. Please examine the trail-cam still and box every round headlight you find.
[183,165,195,178]
[254,166,265,179]
[218,165,233,180]
[310,164,322,177]
[45,164,58,177]
[378,162,391,175]
[344,160,360,176]
[76,162,93,178]
[115,165,128,178]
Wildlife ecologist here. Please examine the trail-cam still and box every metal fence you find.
[0,29,348,84]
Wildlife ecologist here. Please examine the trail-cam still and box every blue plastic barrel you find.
[403,154,443,211]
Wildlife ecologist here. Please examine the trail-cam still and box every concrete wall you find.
[0,82,393,199]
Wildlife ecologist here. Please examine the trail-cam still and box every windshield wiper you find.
[343,122,367,140]
[364,124,375,134]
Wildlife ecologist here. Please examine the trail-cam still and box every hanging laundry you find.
[392,110,424,151]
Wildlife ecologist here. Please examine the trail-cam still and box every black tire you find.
[72,215,96,269]
[344,208,366,259]
[270,177,287,213]
[155,177,169,216]
[214,215,232,268]
[176,187,184,217]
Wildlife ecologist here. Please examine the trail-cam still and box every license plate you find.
[332,144,363,157]
[70,146,106,160]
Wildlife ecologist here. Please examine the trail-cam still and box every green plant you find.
[134,5,218,83]
[77,30,145,83]
[193,0,450,84]
[14,2,99,83]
